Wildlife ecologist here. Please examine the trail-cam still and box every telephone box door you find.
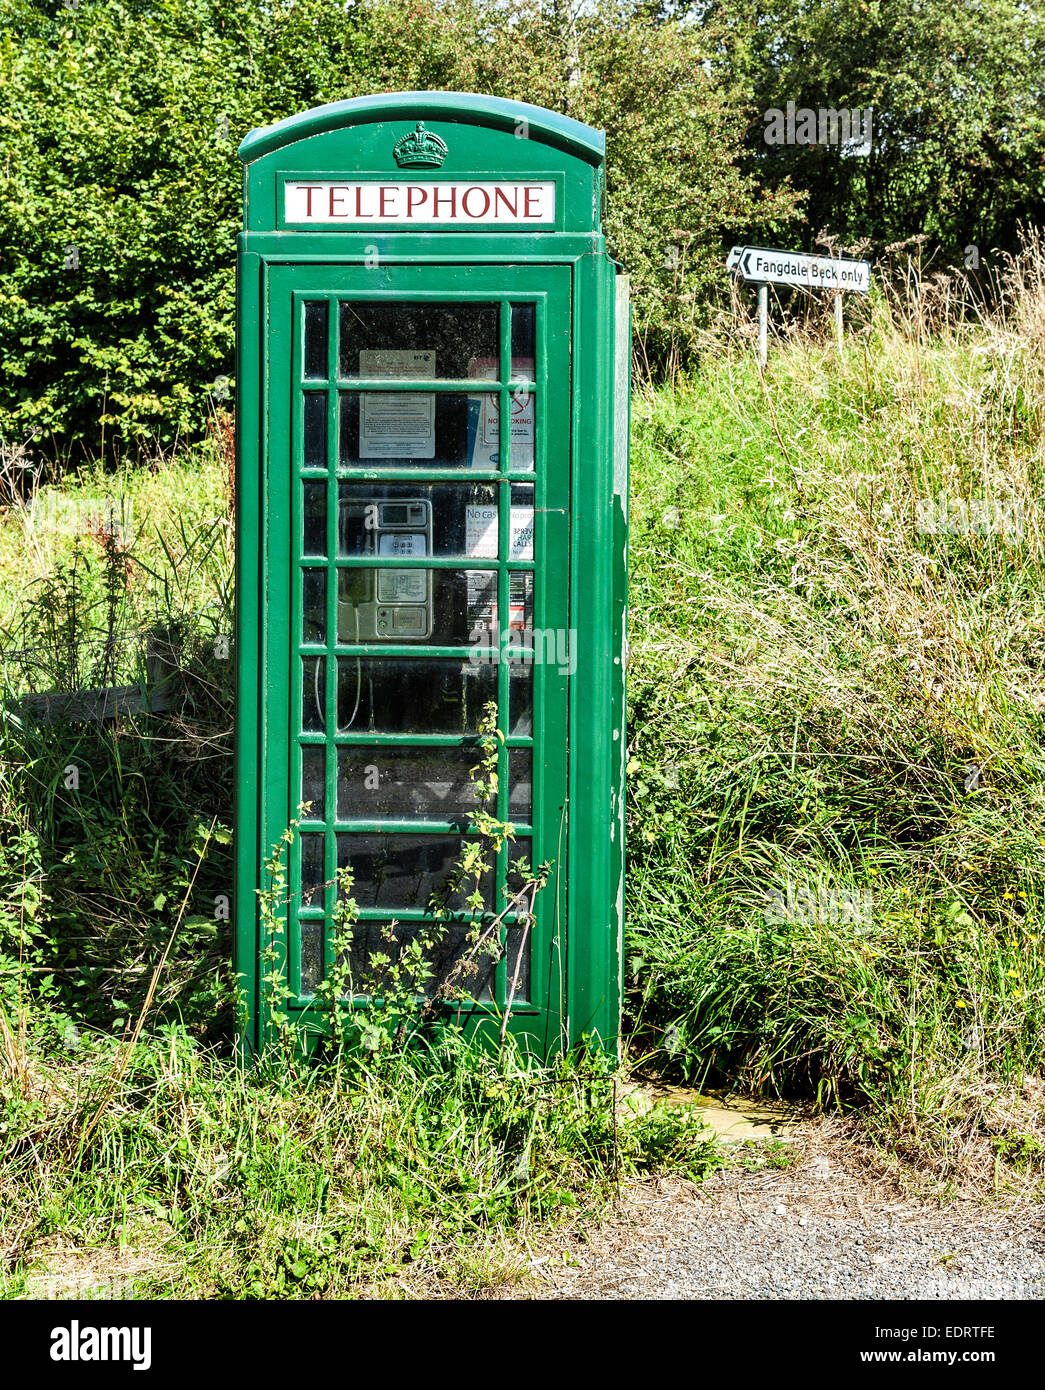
[261,262,572,1050]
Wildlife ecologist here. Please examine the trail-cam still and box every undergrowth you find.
[0,412,719,1296]
[5,240,1045,1298]
[627,234,1045,1189]
[1,1015,695,1299]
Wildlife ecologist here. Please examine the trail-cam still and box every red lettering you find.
[462,185,491,219]
[432,185,457,219]
[353,185,373,218]
[295,185,324,217]
[328,186,349,218]
[493,186,519,219]
[406,186,428,217]
[379,185,398,217]
[523,185,542,219]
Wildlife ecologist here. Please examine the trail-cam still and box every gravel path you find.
[524,1143,1045,1301]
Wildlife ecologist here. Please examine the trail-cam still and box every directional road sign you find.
[727,245,871,293]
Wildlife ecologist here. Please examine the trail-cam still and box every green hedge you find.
[0,0,798,458]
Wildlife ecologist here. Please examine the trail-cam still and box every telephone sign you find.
[235,93,628,1057]
[283,179,557,225]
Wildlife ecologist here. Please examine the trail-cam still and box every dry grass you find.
[627,228,1045,1191]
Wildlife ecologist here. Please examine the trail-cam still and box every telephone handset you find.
[337,500,433,641]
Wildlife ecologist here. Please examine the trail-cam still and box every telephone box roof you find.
[238,91,606,167]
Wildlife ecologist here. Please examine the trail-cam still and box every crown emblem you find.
[392,121,448,168]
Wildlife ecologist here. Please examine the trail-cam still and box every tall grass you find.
[627,234,1045,1186]
[0,410,723,1296]
[3,235,1045,1298]
[0,1018,633,1298]
[0,423,237,1034]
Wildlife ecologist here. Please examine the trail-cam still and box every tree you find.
[0,0,800,456]
[697,0,1045,260]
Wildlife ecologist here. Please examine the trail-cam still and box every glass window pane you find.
[336,568,498,646]
[300,831,326,905]
[508,748,532,821]
[510,483,534,559]
[508,570,533,638]
[504,924,530,1003]
[302,656,326,732]
[464,570,497,646]
[301,744,325,821]
[303,481,327,556]
[338,302,498,379]
[303,393,327,468]
[337,746,489,822]
[508,388,535,471]
[506,837,534,896]
[339,391,495,470]
[335,833,494,911]
[302,568,326,644]
[509,302,536,366]
[508,662,532,736]
[340,921,498,1002]
[304,302,329,380]
[300,920,325,997]
[334,657,496,733]
[337,482,505,559]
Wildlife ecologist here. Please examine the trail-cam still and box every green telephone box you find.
[234,92,628,1058]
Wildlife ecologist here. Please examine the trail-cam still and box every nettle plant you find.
[257,703,550,1056]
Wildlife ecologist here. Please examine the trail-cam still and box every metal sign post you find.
[727,245,871,367]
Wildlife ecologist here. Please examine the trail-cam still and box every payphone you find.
[336,498,434,642]
[235,92,628,1057]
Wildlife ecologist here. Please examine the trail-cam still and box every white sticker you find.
[464,504,535,559]
[466,357,535,468]
[359,350,435,459]
[465,571,497,634]
[465,504,498,558]
[510,506,534,559]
